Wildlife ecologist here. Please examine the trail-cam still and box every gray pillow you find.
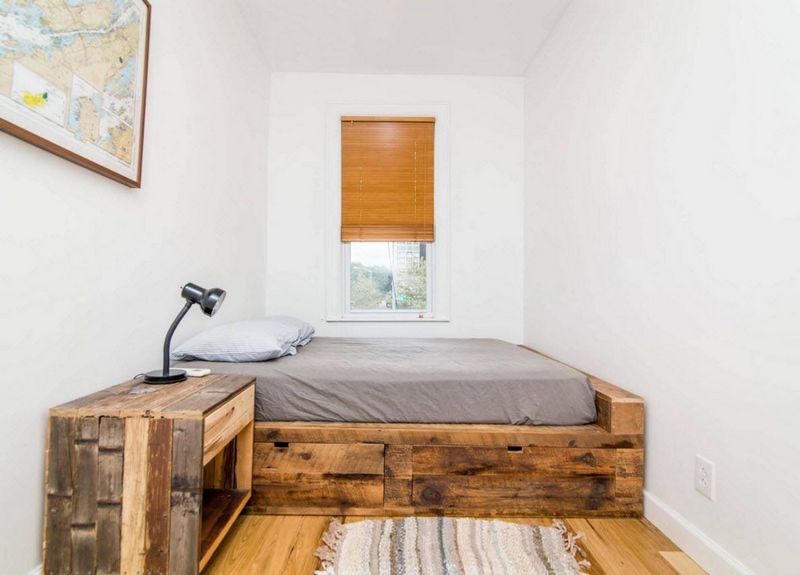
[270,315,315,346]
[171,317,313,362]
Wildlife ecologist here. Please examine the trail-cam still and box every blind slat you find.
[341,116,437,123]
[341,117,435,243]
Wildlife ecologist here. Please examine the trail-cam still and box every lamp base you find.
[143,369,188,384]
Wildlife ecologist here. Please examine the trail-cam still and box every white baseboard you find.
[644,491,754,575]
[27,564,42,575]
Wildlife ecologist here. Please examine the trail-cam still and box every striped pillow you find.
[269,315,315,347]
[171,317,314,362]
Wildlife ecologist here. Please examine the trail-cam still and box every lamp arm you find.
[162,300,194,376]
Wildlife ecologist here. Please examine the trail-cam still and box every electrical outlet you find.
[694,455,715,500]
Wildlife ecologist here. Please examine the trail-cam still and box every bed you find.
[184,338,644,518]
[183,337,597,425]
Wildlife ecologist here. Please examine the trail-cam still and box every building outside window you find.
[347,241,430,312]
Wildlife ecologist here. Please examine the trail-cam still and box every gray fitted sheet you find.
[179,337,596,426]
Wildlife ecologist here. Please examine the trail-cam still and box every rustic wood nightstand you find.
[43,374,256,575]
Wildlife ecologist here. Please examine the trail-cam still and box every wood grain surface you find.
[204,515,705,575]
[251,374,644,517]
[43,376,255,574]
[341,117,435,242]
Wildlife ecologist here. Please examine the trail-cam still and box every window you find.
[346,241,431,313]
[340,116,436,317]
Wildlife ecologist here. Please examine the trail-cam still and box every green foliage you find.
[350,262,392,309]
[350,259,427,311]
[395,259,427,310]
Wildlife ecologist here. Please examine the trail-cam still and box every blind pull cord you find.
[359,165,364,225]
[414,139,418,223]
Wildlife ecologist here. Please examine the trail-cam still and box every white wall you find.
[523,1,800,573]
[265,73,525,341]
[0,3,270,573]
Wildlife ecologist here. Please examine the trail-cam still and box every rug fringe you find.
[553,519,592,573]
[314,518,345,575]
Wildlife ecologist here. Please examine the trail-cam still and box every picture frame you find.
[0,0,152,187]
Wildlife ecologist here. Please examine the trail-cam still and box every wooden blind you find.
[341,116,435,242]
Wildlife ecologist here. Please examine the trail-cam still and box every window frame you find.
[324,103,451,323]
[343,242,434,316]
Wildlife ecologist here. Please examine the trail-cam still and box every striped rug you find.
[315,517,590,575]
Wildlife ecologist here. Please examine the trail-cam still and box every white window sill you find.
[325,316,450,323]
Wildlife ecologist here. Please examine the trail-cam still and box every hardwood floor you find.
[204,515,705,574]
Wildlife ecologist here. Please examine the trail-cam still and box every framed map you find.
[0,0,151,187]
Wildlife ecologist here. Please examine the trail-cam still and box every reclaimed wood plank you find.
[590,376,643,401]
[120,417,149,575]
[51,375,255,419]
[198,375,259,397]
[70,527,96,575]
[96,417,124,575]
[204,443,236,490]
[95,507,121,575]
[44,416,75,575]
[49,382,139,415]
[167,376,255,416]
[596,395,645,435]
[44,497,73,575]
[72,417,99,522]
[616,449,644,509]
[71,417,99,575]
[235,421,254,492]
[244,500,642,518]
[243,504,391,516]
[251,477,384,509]
[169,490,203,575]
[46,417,75,498]
[254,422,642,449]
[617,449,645,477]
[87,379,212,419]
[198,489,251,571]
[253,442,384,479]
[97,419,125,504]
[169,418,203,575]
[384,445,412,510]
[144,418,173,574]
[412,446,617,476]
[203,386,255,465]
[413,475,615,510]
[250,442,385,512]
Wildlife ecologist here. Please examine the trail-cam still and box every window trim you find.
[343,242,434,316]
[323,103,451,322]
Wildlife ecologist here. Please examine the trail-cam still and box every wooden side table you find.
[43,374,256,575]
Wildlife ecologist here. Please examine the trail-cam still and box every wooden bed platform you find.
[243,371,644,518]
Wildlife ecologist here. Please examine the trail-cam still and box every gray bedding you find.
[179,337,596,426]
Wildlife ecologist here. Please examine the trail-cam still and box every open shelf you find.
[199,488,251,571]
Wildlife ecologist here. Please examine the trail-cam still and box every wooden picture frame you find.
[0,0,152,188]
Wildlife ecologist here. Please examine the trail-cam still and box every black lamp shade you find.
[181,283,226,316]
[203,288,226,316]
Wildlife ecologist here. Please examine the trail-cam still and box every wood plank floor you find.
[205,515,704,574]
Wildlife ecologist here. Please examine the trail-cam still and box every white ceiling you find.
[235,0,570,76]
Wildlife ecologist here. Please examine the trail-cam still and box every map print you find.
[0,0,146,172]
